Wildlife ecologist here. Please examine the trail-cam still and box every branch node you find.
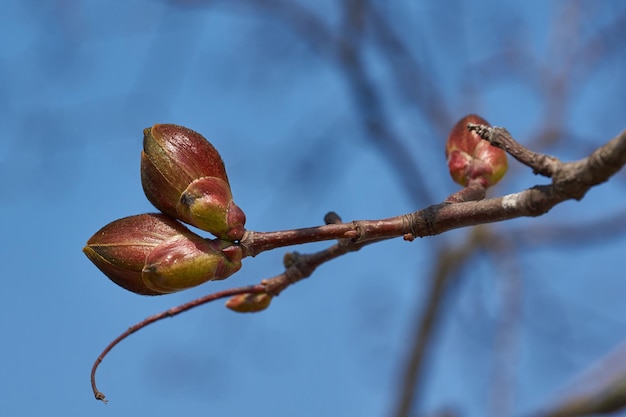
[285,263,306,284]
[401,214,418,239]
[261,279,281,297]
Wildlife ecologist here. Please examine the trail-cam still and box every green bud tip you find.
[141,124,246,240]
[83,213,242,295]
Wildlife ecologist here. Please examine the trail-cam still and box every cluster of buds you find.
[84,118,507,300]
[445,115,508,188]
[84,125,246,295]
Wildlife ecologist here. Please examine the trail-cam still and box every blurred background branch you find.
[2,1,626,416]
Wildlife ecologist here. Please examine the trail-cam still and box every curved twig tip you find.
[90,284,263,402]
[95,391,108,404]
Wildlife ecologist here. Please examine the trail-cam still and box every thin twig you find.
[468,123,563,177]
[486,235,523,417]
[392,228,485,417]
[444,178,488,203]
[91,284,266,403]
[92,218,385,403]
[240,128,626,259]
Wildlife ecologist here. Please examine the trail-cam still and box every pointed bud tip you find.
[178,177,246,240]
[83,241,163,296]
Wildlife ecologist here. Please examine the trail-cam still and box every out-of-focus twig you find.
[210,0,437,204]
[366,2,451,136]
[540,377,626,417]
[334,0,434,205]
[392,227,490,417]
[485,235,523,417]
[510,209,626,248]
[537,340,626,417]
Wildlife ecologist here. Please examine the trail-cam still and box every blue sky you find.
[2,1,626,416]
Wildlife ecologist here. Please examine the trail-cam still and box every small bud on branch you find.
[446,115,508,188]
[225,292,273,313]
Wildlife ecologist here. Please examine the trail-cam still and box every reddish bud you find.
[225,292,273,313]
[141,124,246,240]
[83,213,242,295]
[445,115,508,187]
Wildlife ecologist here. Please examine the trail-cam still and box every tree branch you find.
[392,227,490,417]
[91,126,626,403]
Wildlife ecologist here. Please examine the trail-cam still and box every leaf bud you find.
[445,115,508,188]
[83,213,242,295]
[141,124,246,241]
[225,292,273,313]
[142,235,242,293]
